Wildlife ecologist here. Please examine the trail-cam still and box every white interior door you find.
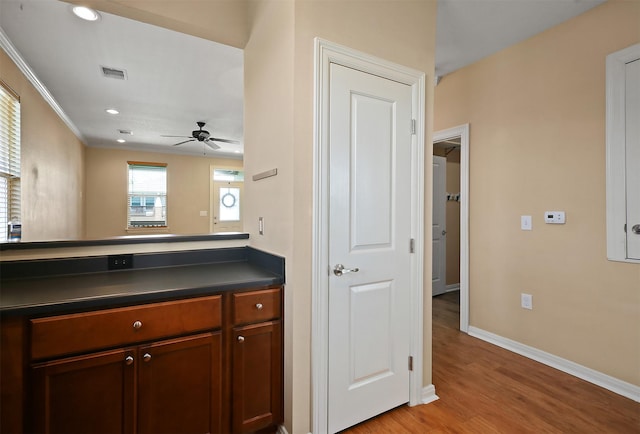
[327,63,413,433]
[432,155,447,296]
[625,58,640,259]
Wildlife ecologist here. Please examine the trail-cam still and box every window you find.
[127,162,167,228]
[218,186,241,222]
[213,169,244,182]
[0,81,21,242]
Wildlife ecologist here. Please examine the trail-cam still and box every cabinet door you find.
[232,321,282,433]
[31,348,135,434]
[137,332,222,434]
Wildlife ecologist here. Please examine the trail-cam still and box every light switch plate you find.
[521,215,532,231]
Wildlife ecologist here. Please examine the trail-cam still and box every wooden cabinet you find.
[1,286,283,434]
[31,347,136,434]
[137,333,222,434]
[230,287,284,433]
[31,333,222,434]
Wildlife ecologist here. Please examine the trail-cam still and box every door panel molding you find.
[312,38,425,434]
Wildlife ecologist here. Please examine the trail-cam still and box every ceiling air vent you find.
[119,130,133,135]
[101,66,127,80]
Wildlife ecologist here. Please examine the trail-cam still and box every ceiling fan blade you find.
[161,135,192,138]
[205,141,221,150]
[173,139,195,146]
[209,137,239,144]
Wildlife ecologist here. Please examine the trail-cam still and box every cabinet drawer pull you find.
[143,353,152,362]
[125,355,134,365]
[255,303,263,310]
[133,320,143,330]
[237,336,245,343]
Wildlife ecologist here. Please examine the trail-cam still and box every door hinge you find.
[624,223,627,233]
[411,119,416,135]
[408,356,413,371]
[409,238,415,253]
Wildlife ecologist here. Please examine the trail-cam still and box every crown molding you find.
[0,26,85,143]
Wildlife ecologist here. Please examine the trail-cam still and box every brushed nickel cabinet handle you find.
[143,353,152,362]
[255,303,263,310]
[125,356,134,365]
[237,336,245,343]
[133,320,142,329]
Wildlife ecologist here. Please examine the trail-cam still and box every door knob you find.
[632,224,640,234]
[333,264,359,276]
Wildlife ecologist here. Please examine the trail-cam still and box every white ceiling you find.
[0,0,244,158]
[0,0,606,158]
[435,0,605,77]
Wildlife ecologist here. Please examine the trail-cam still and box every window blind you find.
[0,81,21,242]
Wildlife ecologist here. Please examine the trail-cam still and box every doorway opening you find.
[432,124,469,332]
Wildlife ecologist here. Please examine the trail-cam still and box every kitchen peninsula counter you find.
[0,246,284,316]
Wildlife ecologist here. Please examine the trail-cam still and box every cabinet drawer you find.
[232,287,281,325]
[31,295,222,360]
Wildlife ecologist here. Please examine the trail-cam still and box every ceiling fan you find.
[161,122,239,150]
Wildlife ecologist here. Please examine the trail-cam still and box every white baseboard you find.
[468,326,640,403]
[421,384,440,404]
[445,283,460,292]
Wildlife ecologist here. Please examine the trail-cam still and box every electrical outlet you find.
[108,254,134,270]
[521,293,533,310]
[521,215,532,231]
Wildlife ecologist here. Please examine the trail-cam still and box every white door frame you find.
[312,38,425,434]
[433,124,470,332]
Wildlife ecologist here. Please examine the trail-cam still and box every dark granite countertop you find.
[0,247,284,316]
[0,232,249,251]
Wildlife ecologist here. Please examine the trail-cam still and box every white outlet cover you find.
[521,293,533,310]
[199,210,208,217]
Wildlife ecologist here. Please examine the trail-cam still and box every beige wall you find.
[244,1,438,432]
[85,146,242,239]
[244,0,296,429]
[446,153,461,285]
[1,49,85,241]
[434,0,640,386]
[69,0,248,49]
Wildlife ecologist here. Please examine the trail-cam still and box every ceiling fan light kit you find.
[161,122,239,151]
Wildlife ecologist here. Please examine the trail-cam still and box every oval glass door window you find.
[219,187,240,221]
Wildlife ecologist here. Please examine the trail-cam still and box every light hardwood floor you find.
[342,291,640,433]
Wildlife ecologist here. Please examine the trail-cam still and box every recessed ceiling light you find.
[71,6,100,21]
[117,139,126,143]
[235,150,241,153]
[105,108,119,115]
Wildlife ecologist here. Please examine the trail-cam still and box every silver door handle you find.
[333,264,359,276]
[632,224,640,234]
[442,230,447,236]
